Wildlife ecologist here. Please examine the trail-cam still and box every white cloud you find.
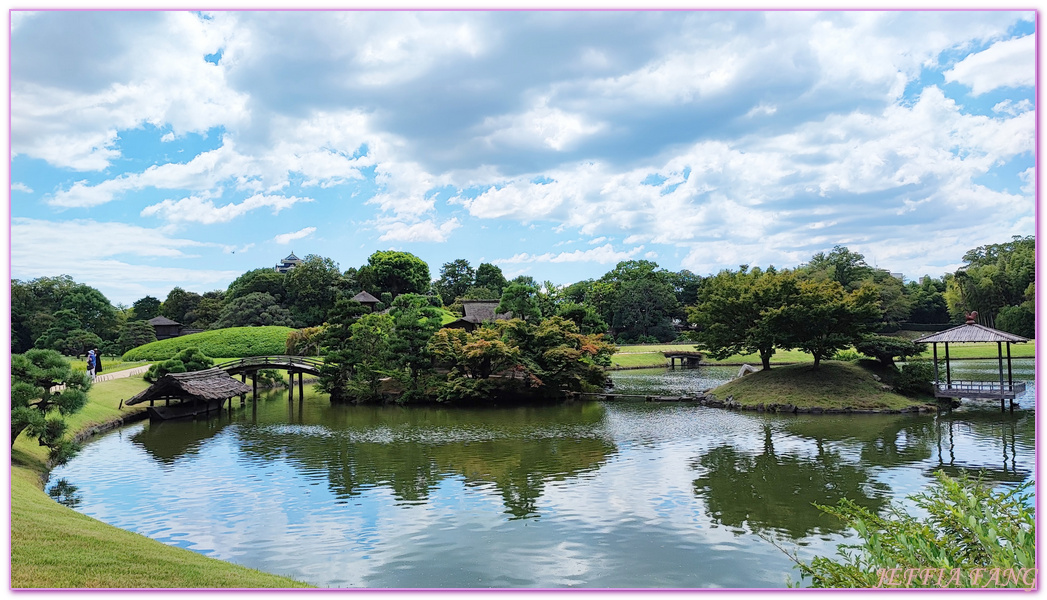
[944,35,1035,95]
[587,236,607,245]
[377,218,460,242]
[273,227,317,245]
[496,244,643,265]
[12,12,248,170]
[10,218,241,303]
[141,193,313,224]
[11,183,33,193]
[480,99,605,151]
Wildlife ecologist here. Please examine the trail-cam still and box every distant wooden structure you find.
[914,314,1029,412]
[351,290,381,312]
[663,350,703,369]
[215,355,324,404]
[126,368,251,420]
[146,316,204,341]
[275,252,303,273]
[444,300,511,331]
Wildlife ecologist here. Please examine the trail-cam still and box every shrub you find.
[122,326,295,361]
[830,349,866,362]
[855,335,925,367]
[893,360,936,397]
[143,347,214,383]
[784,471,1034,588]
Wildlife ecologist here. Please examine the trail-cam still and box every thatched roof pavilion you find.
[914,316,1029,411]
[444,300,512,331]
[126,368,251,407]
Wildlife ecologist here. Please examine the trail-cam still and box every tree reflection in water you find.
[691,425,890,539]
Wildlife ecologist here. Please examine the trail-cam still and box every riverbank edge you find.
[11,384,313,589]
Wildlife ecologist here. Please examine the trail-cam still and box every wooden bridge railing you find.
[214,355,325,374]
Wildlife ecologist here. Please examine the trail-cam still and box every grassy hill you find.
[122,326,296,361]
[11,376,310,588]
[710,361,931,412]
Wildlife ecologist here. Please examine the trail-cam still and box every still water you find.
[49,360,1035,588]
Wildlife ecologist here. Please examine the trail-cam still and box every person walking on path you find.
[86,350,96,381]
[93,348,103,375]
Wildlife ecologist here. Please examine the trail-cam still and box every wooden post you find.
[298,371,304,400]
[253,375,258,402]
[997,342,1005,410]
[1006,342,1013,389]
[932,343,939,393]
[944,343,951,389]
[241,373,247,405]
[288,372,294,402]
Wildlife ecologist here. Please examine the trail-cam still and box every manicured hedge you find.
[121,326,295,361]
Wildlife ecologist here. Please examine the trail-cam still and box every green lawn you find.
[610,340,1035,369]
[711,361,928,411]
[11,376,311,589]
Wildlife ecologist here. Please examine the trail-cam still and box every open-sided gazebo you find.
[126,367,251,420]
[914,315,1029,412]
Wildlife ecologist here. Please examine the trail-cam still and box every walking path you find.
[50,365,152,393]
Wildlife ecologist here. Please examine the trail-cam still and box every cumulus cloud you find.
[11,182,33,193]
[273,227,317,245]
[377,218,461,242]
[944,35,1035,95]
[141,193,314,224]
[496,244,643,265]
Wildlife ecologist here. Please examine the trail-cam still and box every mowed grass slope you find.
[710,361,928,411]
[11,373,310,589]
[122,326,296,361]
[610,340,1035,369]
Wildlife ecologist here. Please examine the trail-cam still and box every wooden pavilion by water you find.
[914,315,1029,412]
[125,367,251,420]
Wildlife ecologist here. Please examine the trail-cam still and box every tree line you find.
[11,236,1035,358]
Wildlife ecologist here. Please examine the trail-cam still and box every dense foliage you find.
[11,349,90,464]
[11,237,1034,362]
[143,347,215,383]
[789,471,1035,588]
[122,326,295,360]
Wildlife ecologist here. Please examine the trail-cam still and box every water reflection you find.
[46,362,1034,588]
[691,425,889,538]
[47,478,82,508]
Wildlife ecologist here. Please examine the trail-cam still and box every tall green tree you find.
[689,267,791,370]
[611,278,680,342]
[116,320,158,354]
[11,349,90,464]
[945,236,1034,328]
[435,259,475,303]
[766,280,882,368]
[805,246,874,290]
[388,294,445,401]
[213,292,296,328]
[285,254,343,327]
[11,276,79,353]
[474,262,508,297]
[497,283,542,322]
[185,291,225,329]
[161,287,202,324]
[316,299,374,402]
[226,269,287,303]
[357,251,431,299]
[60,285,119,342]
[131,296,162,321]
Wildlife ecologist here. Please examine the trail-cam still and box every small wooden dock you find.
[662,350,703,369]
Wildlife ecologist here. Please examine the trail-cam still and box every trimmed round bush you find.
[122,326,295,361]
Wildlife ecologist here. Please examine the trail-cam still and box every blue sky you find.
[8,10,1036,306]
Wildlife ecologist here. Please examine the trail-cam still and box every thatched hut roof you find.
[126,368,251,406]
[462,300,511,322]
[914,323,1028,344]
[147,316,181,326]
[352,290,380,304]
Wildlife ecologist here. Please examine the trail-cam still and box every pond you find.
[48,360,1035,588]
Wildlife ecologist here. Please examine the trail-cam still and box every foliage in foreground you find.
[785,471,1035,588]
[11,350,90,464]
[122,326,295,361]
